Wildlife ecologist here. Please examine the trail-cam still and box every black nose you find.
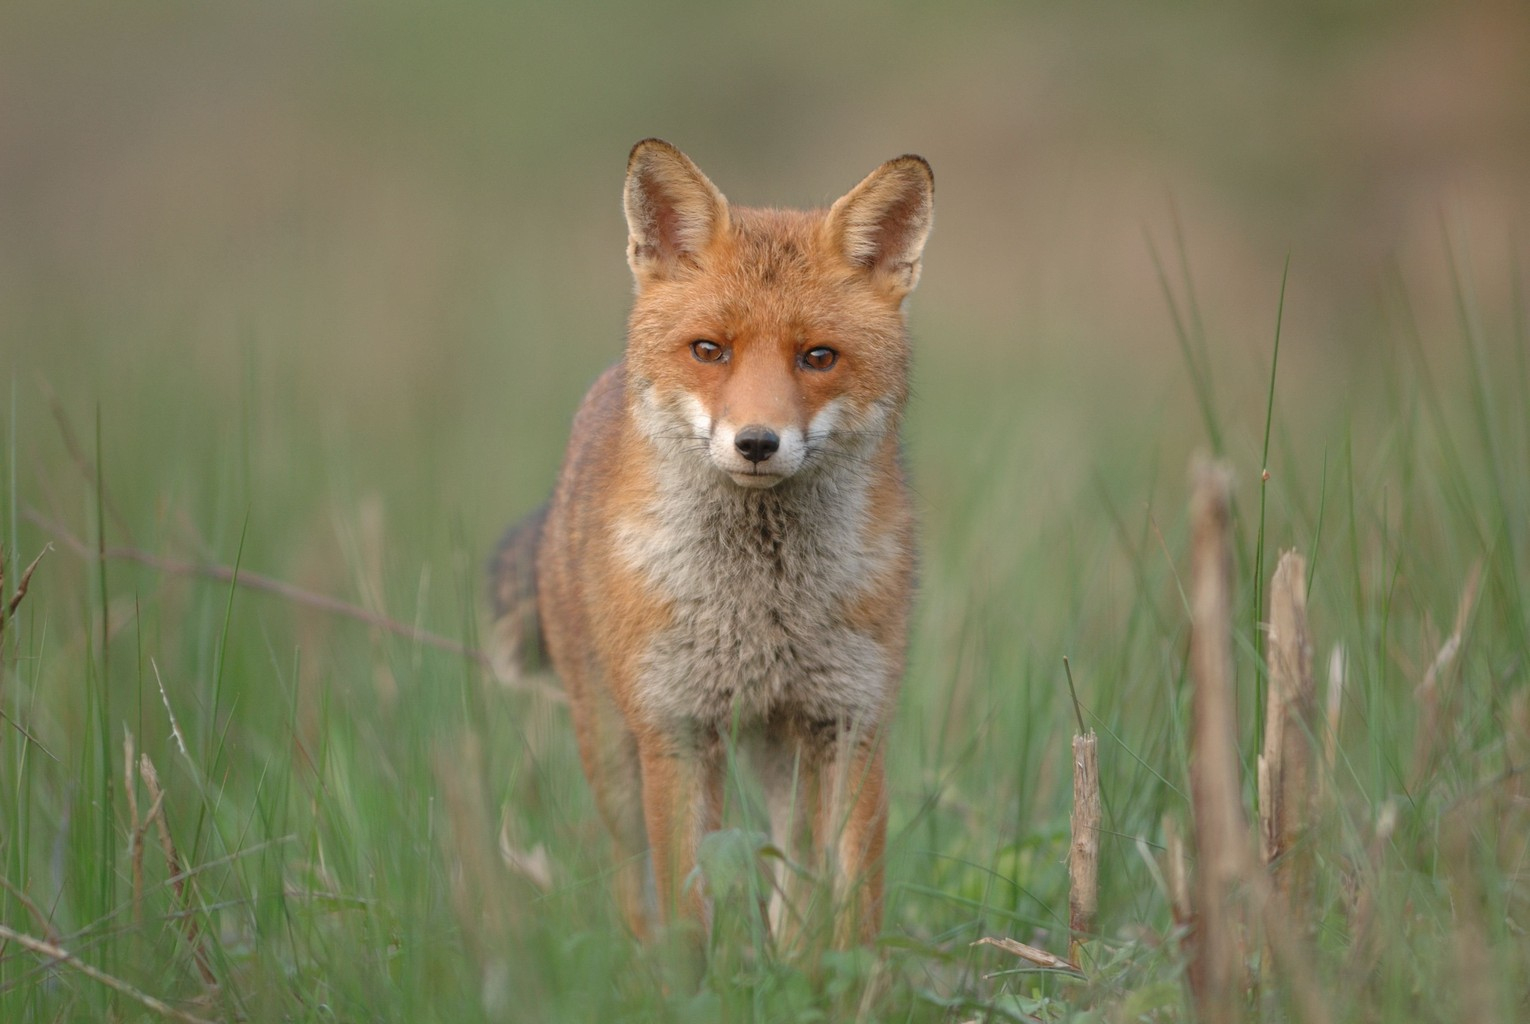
[734,425,780,464]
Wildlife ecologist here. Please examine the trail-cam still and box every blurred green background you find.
[7,1,1527,486]
[3,1,1528,1019]
[6,0,1528,657]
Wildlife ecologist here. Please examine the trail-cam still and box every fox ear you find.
[624,139,730,284]
[825,155,934,299]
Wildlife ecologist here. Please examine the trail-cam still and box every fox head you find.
[621,139,933,490]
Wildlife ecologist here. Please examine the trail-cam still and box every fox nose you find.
[734,425,780,464]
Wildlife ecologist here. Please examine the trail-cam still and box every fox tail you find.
[486,502,549,683]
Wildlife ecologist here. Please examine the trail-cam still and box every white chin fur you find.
[727,470,788,489]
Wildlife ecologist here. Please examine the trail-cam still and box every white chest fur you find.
[615,463,899,733]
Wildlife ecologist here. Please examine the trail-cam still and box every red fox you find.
[489,139,933,947]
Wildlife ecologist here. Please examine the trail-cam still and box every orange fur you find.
[489,140,932,947]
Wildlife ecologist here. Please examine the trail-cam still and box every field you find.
[3,3,1529,1021]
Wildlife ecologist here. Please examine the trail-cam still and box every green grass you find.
[3,242,1527,1022]
[3,4,1529,1016]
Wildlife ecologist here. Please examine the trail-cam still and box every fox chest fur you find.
[611,444,910,733]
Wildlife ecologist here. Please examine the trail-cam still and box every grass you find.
[2,233,1527,1022]
[2,3,1528,1007]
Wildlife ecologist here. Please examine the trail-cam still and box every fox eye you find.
[801,346,837,371]
[691,339,725,363]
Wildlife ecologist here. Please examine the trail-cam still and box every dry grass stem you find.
[1410,563,1482,790]
[1069,729,1101,965]
[1186,459,1250,1024]
[30,509,565,705]
[42,383,136,543]
[1,544,51,673]
[0,877,61,946]
[972,936,1083,975]
[0,923,215,1024]
[151,659,191,760]
[1,544,59,755]
[139,754,219,991]
[1259,551,1316,916]
[3,544,50,624]
[125,730,145,925]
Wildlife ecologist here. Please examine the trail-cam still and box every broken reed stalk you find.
[1258,551,1316,918]
[1186,459,1250,1024]
[1069,729,1100,965]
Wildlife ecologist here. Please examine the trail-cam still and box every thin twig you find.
[41,380,135,543]
[0,923,216,1024]
[1062,656,1087,734]
[971,935,1082,975]
[0,709,61,763]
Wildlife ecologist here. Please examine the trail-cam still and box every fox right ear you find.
[825,155,934,300]
[624,139,730,285]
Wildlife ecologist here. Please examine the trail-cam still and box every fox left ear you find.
[825,155,934,299]
[624,139,730,286]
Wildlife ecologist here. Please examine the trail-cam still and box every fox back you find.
[489,140,932,947]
